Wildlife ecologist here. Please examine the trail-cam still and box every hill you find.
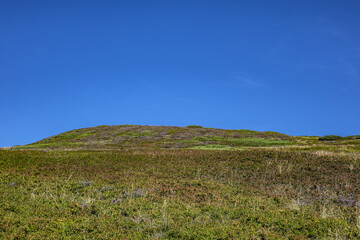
[15,124,295,150]
[12,125,360,152]
[2,126,360,238]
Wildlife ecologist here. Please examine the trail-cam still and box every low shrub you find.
[319,135,343,141]
[186,125,203,128]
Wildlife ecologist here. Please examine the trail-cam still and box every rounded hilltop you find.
[15,124,294,150]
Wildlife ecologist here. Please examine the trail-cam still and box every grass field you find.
[1,125,360,239]
[1,148,360,239]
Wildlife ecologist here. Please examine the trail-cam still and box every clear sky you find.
[1,0,360,147]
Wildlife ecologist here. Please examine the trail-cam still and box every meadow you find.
[1,148,360,239]
[1,125,360,239]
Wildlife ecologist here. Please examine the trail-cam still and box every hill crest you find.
[15,124,293,150]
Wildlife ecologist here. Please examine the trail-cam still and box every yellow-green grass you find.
[1,149,360,239]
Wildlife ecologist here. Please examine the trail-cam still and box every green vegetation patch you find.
[186,125,203,128]
[44,130,97,142]
[346,135,360,139]
[115,130,155,138]
[194,136,294,147]
[263,131,288,136]
[194,135,226,142]
[167,129,179,136]
[190,145,242,150]
[229,137,294,147]
[94,125,109,128]
[14,142,84,149]
[319,135,343,141]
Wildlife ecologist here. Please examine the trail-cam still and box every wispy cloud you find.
[236,76,266,88]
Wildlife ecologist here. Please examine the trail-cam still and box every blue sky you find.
[1,0,360,146]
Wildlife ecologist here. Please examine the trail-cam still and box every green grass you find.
[116,130,155,138]
[189,144,242,150]
[194,136,294,147]
[194,135,226,142]
[1,149,360,239]
[186,125,203,128]
[232,129,259,135]
[13,142,84,149]
[166,129,179,136]
[41,130,97,143]
[228,137,294,147]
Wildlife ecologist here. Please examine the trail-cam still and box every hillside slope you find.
[16,125,294,150]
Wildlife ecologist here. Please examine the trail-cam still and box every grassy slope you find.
[2,125,360,238]
[1,149,360,239]
[13,124,294,150]
[13,124,360,154]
